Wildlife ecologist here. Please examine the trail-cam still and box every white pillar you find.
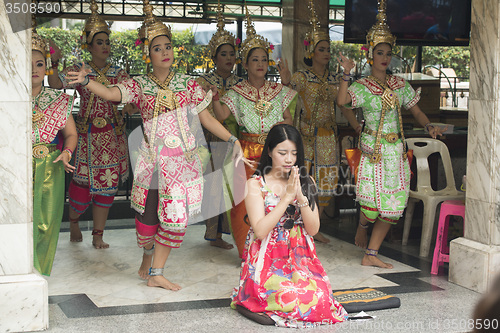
[0,1,48,331]
[449,0,500,293]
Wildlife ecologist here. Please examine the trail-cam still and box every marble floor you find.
[40,214,482,333]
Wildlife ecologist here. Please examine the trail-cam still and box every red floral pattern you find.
[115,73,209,227]
[231,176,348,327]
[60,63,129,194]
[32,87,73,145]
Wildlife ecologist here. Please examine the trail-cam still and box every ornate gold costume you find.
[81,0,111,49]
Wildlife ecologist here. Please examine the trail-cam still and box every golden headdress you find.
[81,0,111,49]
[365,0,396,63]
[239,5,274,66]
[137,0,172,64]
[304,0,330,59]
[207,0,237,59]
[31,12,53,75]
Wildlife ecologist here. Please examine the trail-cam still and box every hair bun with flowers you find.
[81,0,111,50]
[239,5,274,66]
[303,0,330,59]
[365,0,396,64]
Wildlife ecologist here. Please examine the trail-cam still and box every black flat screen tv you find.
[343,0,471,46]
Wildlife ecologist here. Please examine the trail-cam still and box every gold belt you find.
[240,132,268,145]
[363,128,401,144]
[90,117,116,128]
[154,135,182,149]
[32,144,57,159]
[76,117,124,134]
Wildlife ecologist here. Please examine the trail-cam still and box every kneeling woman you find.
[231,124,347,327]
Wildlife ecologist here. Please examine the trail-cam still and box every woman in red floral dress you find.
[231,124,348,327]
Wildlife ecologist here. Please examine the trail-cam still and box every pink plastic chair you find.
[431,200,465,275]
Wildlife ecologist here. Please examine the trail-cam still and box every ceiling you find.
[37,0,345,24]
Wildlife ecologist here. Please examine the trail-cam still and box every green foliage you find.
[37,27,86,70]
[329,41,364,72]
[171,27,210,74]
[394,45,470,78]
[109,30,147,74]
[37,27,210,75]
[422,46,470,78]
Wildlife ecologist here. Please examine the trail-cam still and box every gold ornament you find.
[163,135,181,148]
[365,0,396,61]
[31,8,53,75]
[138,0,172,63]
[81,0,111,49]
[207,0,237,59]
[240,5,273,65]
[32,145,49,159]
[303,0,330,59]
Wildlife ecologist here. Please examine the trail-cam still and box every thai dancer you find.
[31,22,78,275]
[48,0,133,248]
[66,0,248,290]
[195,1,243,250]
[337,0,445,268]
[212,7,297,258]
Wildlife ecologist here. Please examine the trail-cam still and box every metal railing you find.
[424,65,469,108]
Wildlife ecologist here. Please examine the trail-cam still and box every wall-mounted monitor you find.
[343,0,471,46]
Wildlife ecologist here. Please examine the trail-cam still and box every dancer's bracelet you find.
[297,200,309,208]
[82,76,90,86]
[62,148,73,159]
[228,135,238,145]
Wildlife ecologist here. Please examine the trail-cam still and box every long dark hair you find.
[255,124,318,211]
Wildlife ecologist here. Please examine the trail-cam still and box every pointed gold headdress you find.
[207,0,238,59]
[81,0,111,49]
[137,0,172,63]
[365,0,396,63]
[31,11,53,75]
[239,5,274,66]
[304,0,330,59]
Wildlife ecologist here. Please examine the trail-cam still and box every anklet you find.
[92,229,104,236]
[143,245,155,255]
[149,267,164,276]
[365,248,378,256]
[359,222,370,229]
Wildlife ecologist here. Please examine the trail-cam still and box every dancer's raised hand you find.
[276,58,291,86]
[66,61,91,85]
[338,52,355,74]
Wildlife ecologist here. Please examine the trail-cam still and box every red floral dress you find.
[231,176,348,327]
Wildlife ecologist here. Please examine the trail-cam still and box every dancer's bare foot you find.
[355,224,368,249]
[210,238,234,249]
[92,236,109,249]
[313,232,331,244]
[139,253,153,279]
[70,220,82,242]
[361,254,393,269]
[147,275,182,291]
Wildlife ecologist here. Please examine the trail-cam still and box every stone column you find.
[282,0,329,73]
[0,1,48,331]
[449,0,500,293]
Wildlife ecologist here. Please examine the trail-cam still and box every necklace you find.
[32,87,45,127]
